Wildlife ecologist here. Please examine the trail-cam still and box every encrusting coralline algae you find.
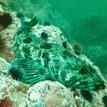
[0,3,107,107]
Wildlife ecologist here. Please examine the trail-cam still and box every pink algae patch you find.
[0,98,12,107]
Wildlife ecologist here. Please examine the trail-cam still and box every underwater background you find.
[3,0,107,79]
[0,0,107,107]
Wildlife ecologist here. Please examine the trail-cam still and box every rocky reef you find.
[0,3,107,107]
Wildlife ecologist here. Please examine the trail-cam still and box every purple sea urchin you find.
[81,90,93,102]
[0,12,12,29]
[102,95,107,107]
[62,41,67,48]
[8,67,23,80]
[72,43,83,55]
[8,59,49,84]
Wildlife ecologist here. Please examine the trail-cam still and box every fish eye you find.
[79,66,88,75]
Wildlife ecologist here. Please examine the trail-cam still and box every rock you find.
[27,81,76,107]
[0,57,10,73]
[0,72,30,107]
[0,57,29,107]
[0,4,21,62]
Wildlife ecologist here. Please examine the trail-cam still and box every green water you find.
[50,0,107,79]
[51,0,107,24]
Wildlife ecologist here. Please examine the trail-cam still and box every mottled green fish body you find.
[10,17,105,90]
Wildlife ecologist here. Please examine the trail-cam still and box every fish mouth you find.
[94,81,106,90]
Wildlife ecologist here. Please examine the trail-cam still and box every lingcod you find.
[9,16,106,90]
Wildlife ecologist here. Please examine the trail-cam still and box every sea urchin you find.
[0,12,12,29]
[8,66,23,80]
[81,90,93,102]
